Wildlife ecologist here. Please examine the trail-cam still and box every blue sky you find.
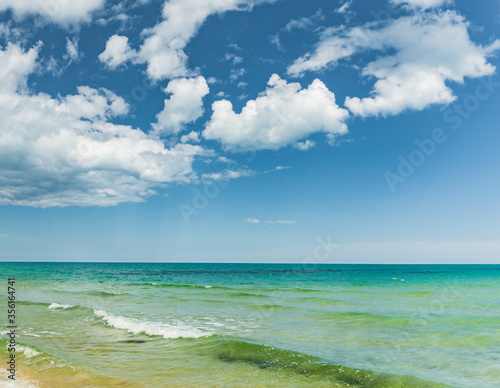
[0,0,499,263]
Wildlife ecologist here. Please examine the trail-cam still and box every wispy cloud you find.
[202,169,255,183]
[244,218,296,224]
[285,9,324,32]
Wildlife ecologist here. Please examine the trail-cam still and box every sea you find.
[0,263,499,387]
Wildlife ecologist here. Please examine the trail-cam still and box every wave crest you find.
[93,310,214,339]
[48,303,75,309]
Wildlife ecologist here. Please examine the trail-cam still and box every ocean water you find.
[0,263,499,387]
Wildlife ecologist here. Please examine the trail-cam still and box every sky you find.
[0,0,499,263]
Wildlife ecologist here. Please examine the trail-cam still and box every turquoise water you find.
[1,263,499,387]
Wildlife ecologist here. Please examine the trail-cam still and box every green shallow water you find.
[1,263,499,387]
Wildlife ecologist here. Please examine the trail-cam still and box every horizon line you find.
[0,261,498,265]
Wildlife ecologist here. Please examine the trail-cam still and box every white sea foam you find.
[17,345,41,359]
[48,303,75,309]
[93,310,213,339]
[24,333,41,338]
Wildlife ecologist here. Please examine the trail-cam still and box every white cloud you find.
[230,68,246,81]
[336,1,352,14]
[0,43,208,207]
[180,131,200,143]
[203,74,349,151]
[44,37,82,76]
[98,35,136,69]
[202,169,255,182]
[224,53,243,64]
[269,34,282,51]
[390,0,452,9]
[285,9,324,32]
[294,140,315,150]
[0,0,104,26]
[64,37,81,64]
[274,165,289,171]
[206,77,218,84]
[0,22,22,41]
[152,76,209,135]
[216,91,229,98]
[0,42,40,92]
[288,11,500,117]
[99,0,275,81]
[244,218,296,224]
[217,156,232,163]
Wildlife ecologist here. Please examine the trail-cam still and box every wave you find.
[17,344,42,359]
[137,282,232,290]
[1,338,48,362]
[93,310,214,339]
[53,289,127,297]
[16,301,81,310]
[87,290,127,297]
[287,287,333,294]
[16,301,79,309]
[48,303,76,309]
[289,296,350,306]
[225,291,269,298]
[16,301,51,306]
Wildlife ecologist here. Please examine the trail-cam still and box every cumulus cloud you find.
[288,11,500,117]
[0,0,104,26]
[203,74,349,151]
[0,43,208,207]
[152,76,209,135]
[98,35,136,69]
[99,0,275,81]
[0,42,40,92]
